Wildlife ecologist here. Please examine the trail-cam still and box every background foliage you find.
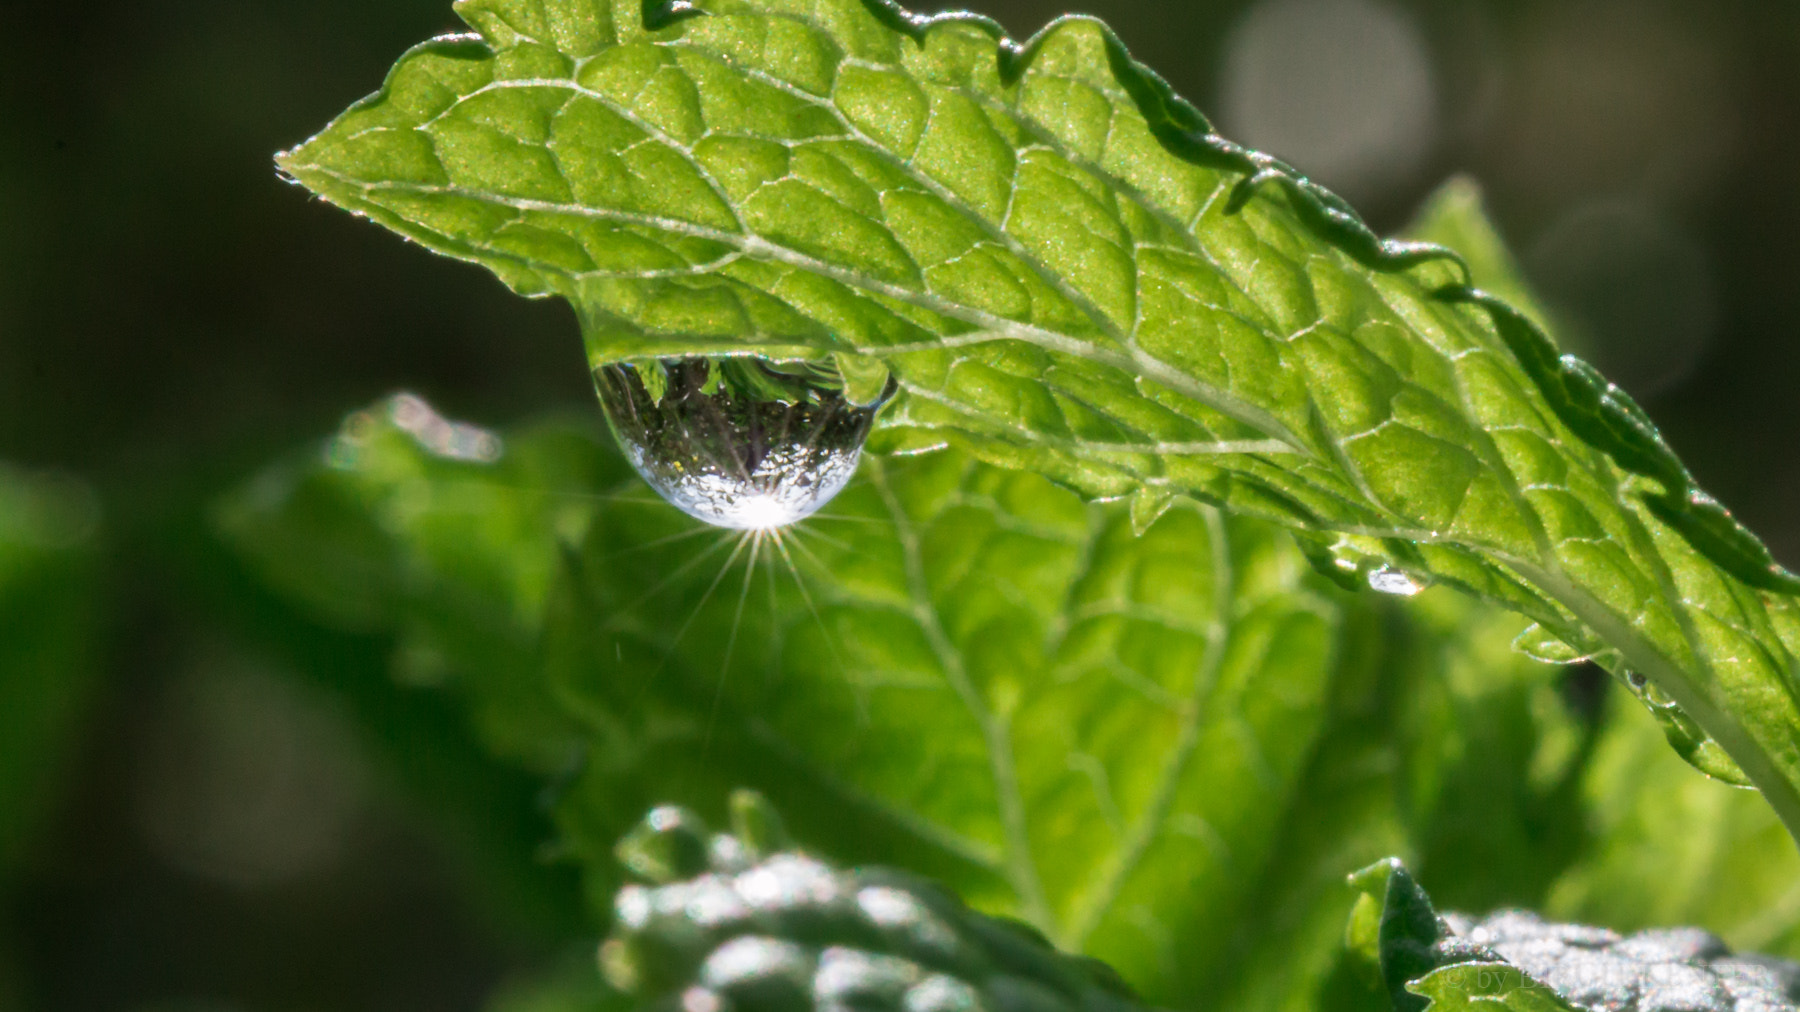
[4,1,1800,1011]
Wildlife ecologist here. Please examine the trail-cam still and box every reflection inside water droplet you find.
[595,357,893,530]
[1367,565,1425,596]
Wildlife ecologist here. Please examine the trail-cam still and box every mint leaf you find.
[1396,185,1752,790]
[220,397,1364,1003]
[278,0,1800,831]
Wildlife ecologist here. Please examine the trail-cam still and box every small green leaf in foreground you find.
[1346,859,1447,1012]
[1406,963,1581,1012]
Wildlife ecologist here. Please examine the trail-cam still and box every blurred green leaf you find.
[0,465,103,877]
[549,439,1353,1004]
[279,0,1800,833]
[1543,684,1800,957]
[219,396,618,774]
[1401,176,1551,335]
[0,465,103,1009]
[484,955,632,1012]
[203,400,598,949]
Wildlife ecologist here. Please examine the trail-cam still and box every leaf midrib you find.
[1062,503,1233,947]
[870,457,1056,932]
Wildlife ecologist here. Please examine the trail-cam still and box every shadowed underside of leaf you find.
[277,0,1800,838]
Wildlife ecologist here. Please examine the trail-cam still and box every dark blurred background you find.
[2,0,1797,1010]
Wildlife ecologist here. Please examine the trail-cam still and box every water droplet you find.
[1366,564,1425,596]
[1512,622,1599,664]
[595,357,892,530]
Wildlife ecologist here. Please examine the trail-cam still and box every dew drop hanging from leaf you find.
[1367,565,1427,597]
[594,357,894,530]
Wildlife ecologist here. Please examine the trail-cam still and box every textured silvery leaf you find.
[278,0,1800,832]
[1348,859,1800,1012]
[600,793,1146,1012]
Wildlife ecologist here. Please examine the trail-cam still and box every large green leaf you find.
[550,436,1352,1002]
[277,0,1800,834]
[221,397,1367,1004]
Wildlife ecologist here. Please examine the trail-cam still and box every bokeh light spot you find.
[1527,199,1716,400]
[132,660,369,891]
[1220,0,1437,202]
